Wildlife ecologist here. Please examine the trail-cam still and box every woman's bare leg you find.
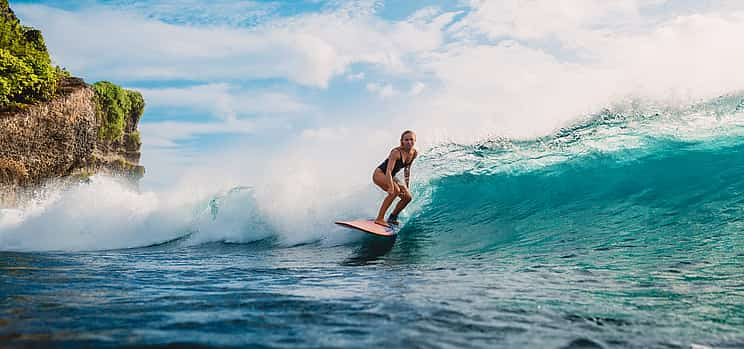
[389,190,412,219]
[372,169,399,227]
[375,193,398,227]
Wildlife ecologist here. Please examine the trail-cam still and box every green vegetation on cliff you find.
[93,81,145,142]
[0,1,146,194]
[0,0,68,109]
[0,0,145,144]
[126,131,142,149]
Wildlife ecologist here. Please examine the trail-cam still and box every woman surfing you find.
[373,130,418,227]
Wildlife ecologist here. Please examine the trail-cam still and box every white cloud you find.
[140,119,256,148]
[451,0,669,41]
[15,3,451,88]
[346,72,366,81]
[409,81,426,96]
[378,84,398,98]
[592,13,744,97]
[138,84,311,121]
[366,82,398,98]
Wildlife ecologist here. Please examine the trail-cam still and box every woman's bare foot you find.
[374,219,390,227]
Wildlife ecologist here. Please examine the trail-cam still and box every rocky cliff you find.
[0,78,145,206]
[0,1,145,206]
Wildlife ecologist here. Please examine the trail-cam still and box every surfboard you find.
[335,220,397,237]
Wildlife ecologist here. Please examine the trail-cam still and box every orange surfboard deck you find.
[335,220,397,237]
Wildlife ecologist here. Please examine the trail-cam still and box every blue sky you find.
[9,0,744,187]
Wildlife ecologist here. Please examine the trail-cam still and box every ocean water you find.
[2,97,744,348]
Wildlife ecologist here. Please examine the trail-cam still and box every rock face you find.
[0,77,144,206]
[0,0,145,207]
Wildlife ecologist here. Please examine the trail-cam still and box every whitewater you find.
[2,94,744,348]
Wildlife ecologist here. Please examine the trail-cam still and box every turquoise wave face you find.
[400,90,744,263]
[404,138,744,260]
